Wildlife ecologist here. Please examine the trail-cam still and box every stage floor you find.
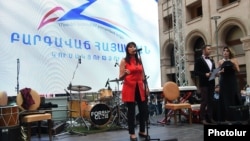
[31,114,204,141]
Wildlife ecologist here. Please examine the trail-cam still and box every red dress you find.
[121,58,146,102]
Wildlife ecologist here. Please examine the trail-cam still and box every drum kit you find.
[64,78,127,132]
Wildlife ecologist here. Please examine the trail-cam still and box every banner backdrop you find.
[0,0,160,96]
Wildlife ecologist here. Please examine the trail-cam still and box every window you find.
[170,46,175,66]
[193,37,204,61]
[225,26,244,55]
[186,0,203,21]
[163,14,173,32]
[197,6,202,17]
[221,0,237,6]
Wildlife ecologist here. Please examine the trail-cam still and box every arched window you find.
[194,37,205,61]
[225,26,244,56]
[193,37,205,85]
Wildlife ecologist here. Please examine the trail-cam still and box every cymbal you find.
[109,78,122,82]
[68,85,91,91]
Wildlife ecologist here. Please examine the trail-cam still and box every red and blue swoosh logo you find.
[38,0,129,36]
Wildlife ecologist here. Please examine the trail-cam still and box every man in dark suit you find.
[194,45,216,124]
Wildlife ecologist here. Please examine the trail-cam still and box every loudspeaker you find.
[0,126,21,141]
[212,99,220,121]
[162,139,178,141]
[52,122,66,135]
[228,105,249,122]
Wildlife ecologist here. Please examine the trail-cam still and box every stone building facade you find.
[158,0,250,90]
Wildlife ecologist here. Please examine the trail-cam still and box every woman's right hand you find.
[220,68,224,73]
[125,69,130,74]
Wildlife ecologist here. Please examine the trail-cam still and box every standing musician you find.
[119,41,149,141]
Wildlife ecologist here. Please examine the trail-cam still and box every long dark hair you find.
[223,46,235,59]
[124,42,141,65]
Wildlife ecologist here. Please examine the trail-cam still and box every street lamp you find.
[211,16,221,62]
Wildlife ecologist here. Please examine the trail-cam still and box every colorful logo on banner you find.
[38,0,129,36]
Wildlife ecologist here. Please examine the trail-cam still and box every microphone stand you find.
[114,59,119,67]
[70,58,80,86]
[54,58,86,139]
[137,51,160,141]
[16,58,20,94]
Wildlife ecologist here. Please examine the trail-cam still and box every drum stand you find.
[110,91,128,128]
[54,58,91,138]
[53,90,86,139]
[109,79,127,128]
[74,90,90,130]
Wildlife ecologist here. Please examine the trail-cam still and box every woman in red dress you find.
[119,42,149,141]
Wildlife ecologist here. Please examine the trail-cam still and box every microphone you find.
[78,56,81,64]
[108,86,111,90]
[64,89,71,101]
[134,48,142,52]
[114,62,119,67]
[67,83,72,90]
[105,78,109,87]
[64,89,70,96]
[114,59,119,67]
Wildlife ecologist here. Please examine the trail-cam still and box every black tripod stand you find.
[53,89,86,139]
[53,57,87,139]
[137,49,160,141]
[109,78,128,128]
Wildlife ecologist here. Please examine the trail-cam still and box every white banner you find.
[0,0,160,96]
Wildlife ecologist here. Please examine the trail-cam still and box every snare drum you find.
[0,105,19,127]
[98,89,113,101]
[83,102,111,126]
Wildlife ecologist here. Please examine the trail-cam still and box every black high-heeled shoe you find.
[138,133,148,138]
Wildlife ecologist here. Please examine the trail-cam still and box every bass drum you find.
[83,102,111,126]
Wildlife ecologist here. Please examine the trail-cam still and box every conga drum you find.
[0,105,19,128]
[0,91,8,106]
